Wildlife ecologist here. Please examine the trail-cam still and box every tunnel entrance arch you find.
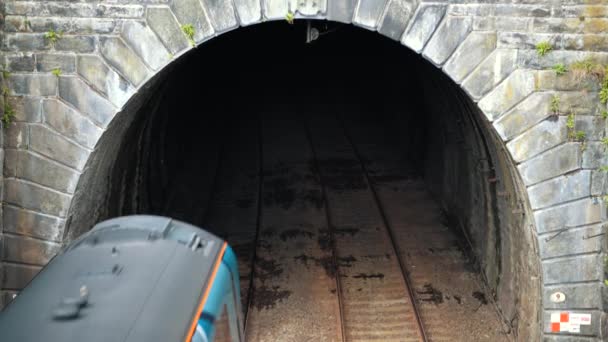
[1,2,606,341]
[68,21,544,340]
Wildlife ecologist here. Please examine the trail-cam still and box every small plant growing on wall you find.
[604,255,608,286]
[600,79,608,104]
[536,41,552,57]
[285,10,295,24]
[566,112,575,131]
[1,69,16,126]
[569,58,605,84]
[2,101,16,126]
[550,95,561,115]
[553,63,567,76]
[51,68,61,77]
[574,130,586,142]
[44,29,63,43]
[181,24,195,46]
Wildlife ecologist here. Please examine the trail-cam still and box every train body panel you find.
[0,215,242,342]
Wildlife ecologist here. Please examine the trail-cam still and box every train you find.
[0,215,244,342]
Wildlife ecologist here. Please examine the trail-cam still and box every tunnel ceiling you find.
[1,0,608,340]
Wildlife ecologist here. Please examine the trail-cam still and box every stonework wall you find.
[1,0,608,340]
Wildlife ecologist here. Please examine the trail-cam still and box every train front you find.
[0,215,244,342]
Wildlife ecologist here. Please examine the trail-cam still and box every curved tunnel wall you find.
[0,0,607,339]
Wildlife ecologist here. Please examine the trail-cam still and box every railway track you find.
[334,113,428,342]
[191,110,508,341]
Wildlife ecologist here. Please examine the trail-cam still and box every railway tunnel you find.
[65,22,541,341]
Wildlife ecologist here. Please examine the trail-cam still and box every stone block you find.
[462,49,517,100]
[543,283,603,310]
[10,149,80,193]
[69,18,118,34]
[2,234,60,265]
[562,91,601,116]
[5,54,35,72]
[447,4,491,17]
[543,254,602,285]
[35,53,76,73]
[4,179,71,217]
[262,0,288,20]
[378,0,415,41]
[546,71,600,94]
[77,56,135,108]
[3,149,15,177]
[201,0,239,32]
[353,0,389,29]
[540,224,604,260]
[478,69,537,121]
[3,205,65,242]
[97,4,145,18]
[2,263,41,290]
[517,143,581,186]
[233,0,262,26]
[25,17,71,34]
[575,116,605,141]
[401,4,445,53]
[444,32,496,84]
[100,37,151,86]
[8,74,57,96]
[590,170,607,196]
[582,142,608,169]
[29,124,90,171]
[494,17,531,32]
[54,36,96,53]
[171,0,215,42]
[3,16,28,33]
[11,2,140,18]
[146,7,190,54]
[296,0,327,17]
[42,99,103,150]
[495,5,551,18]
[507,116,567,163]
[423,16,472,66]
[497,31,550,50]
[528,171,591,210]
[7,97,42,123]
[3,33,50,51]
[494,93,552,141]
[4,123,29,149]
[534,198,603,234]
[58,76,116,128]
[327,0,356,23]
[517,50,604,70]
[121,21,170,71]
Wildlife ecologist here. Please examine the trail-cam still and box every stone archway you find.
[0,1,606,340]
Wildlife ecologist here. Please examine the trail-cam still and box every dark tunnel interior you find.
[67,22,542,341]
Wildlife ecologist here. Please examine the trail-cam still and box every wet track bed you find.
[196,111,509,342]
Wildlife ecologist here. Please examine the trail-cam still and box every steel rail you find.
[336,113,429,342]
[302,114,347,342]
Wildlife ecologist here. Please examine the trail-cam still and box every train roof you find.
[0,215,226,342]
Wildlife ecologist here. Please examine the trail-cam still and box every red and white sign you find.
[550,312,591,333]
